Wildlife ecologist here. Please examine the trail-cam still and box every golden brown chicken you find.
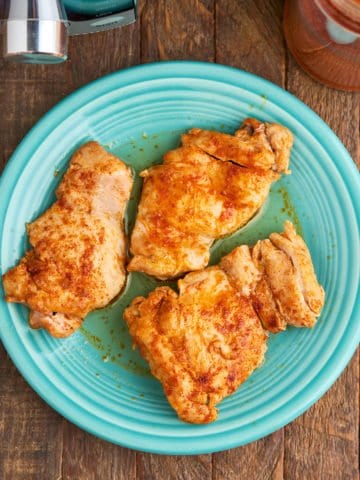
[128,118,293,279]
[124,222,325,423]
[124,270,268,424]
[223,222,325,333]
[3,142,133,337]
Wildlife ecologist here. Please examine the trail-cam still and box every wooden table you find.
[0,1,359,479]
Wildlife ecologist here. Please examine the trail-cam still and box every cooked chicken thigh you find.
[124,222,325,423]
[124,269,268,424]
[249,222,325,331]
[128,118,293,279]
[3,142,133,337]
[182,118,291,172]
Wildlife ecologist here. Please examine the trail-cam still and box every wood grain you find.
[61,421,137,480]
[216,0,285,85]
[68,23,140,88]
[0,345,63,480]
[137,454,212,480]
[0,60,72,171]
[140,0,215,61]
[213,430,284,480]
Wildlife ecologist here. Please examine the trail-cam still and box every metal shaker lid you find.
[5,20,68,64]
[2,0,68,64]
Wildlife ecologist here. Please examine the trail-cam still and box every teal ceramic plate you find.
[0,62,359,454]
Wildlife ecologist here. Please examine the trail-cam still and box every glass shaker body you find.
[283,0,360,91]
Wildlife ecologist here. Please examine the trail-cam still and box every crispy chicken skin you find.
[124,270,268,424]
[182,118,292,173]
[128,118,293,279]
[3,142,133,337]
[269,223,325,316]
[222,222,325,332]
[124,222,325,423]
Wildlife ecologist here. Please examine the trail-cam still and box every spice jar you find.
[283,0,360,91]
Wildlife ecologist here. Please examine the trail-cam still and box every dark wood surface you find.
[0,1,359,479]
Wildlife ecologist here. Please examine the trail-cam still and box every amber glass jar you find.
[283,0,360,91]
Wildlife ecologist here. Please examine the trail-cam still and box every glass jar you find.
[283,0,360,91]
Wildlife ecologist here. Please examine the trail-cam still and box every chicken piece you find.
[128,119,293,279]
[124,269,268,424]
[221,221,325,332]
[182,118,292,172]
[269,222,325,316]
[3,142,133,337]
[253,239,317,329]
[124,222,325,423]
[250,242,288,333]
[219,244,261,296]
[220,241,287,333]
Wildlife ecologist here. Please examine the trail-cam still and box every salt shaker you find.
[0,1,137,64]
[283,0,360,91]
[1,0,68,63]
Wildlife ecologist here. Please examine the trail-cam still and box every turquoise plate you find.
[0,62,359,454]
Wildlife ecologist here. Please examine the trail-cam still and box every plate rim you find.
[0,61,359,455]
